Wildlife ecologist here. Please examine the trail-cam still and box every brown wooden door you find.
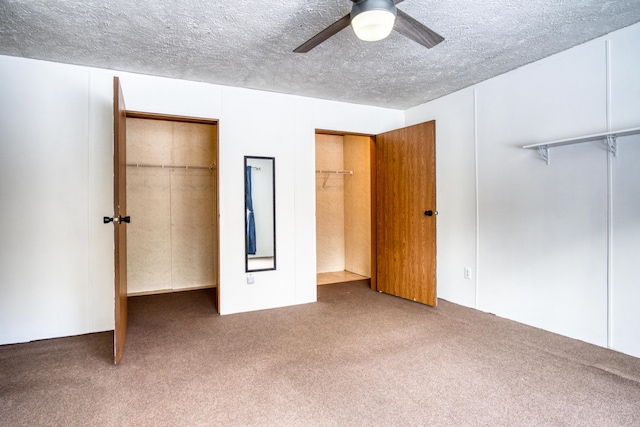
[113,77,128,364]
[375,121,437,306]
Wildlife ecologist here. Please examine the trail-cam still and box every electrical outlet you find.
[464,267,472,280]
[247,274,254,284]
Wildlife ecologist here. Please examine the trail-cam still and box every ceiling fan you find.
[294,0,444,53]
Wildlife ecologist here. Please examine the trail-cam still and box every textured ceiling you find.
[1,0,640,109]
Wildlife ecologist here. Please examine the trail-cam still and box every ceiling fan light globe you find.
[351,10,396,41]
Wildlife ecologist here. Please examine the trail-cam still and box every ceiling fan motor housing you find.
[350,0,398,19]
[351,0,397,19]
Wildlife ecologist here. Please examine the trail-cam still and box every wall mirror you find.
[245,156,276,272]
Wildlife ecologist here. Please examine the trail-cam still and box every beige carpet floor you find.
[1,282,639,426]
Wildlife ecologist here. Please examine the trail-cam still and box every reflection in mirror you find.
[245,156,276,272]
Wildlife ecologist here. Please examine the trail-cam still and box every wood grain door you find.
[375,121,437,306]
[113,77,128,364]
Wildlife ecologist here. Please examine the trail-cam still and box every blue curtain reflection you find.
[246,165,257,255]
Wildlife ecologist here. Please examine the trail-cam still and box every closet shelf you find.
[316,170,353,189]
[522,127,640,165]
[127,162,216,170]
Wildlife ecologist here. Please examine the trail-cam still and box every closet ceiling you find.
[1,0,639,109]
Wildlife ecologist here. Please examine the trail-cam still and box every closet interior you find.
[126,117,218,296]
[315,133,373,287]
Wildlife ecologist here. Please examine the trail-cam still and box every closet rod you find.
[316,169,353,189]
[315,170,353,175]
[126,162,216,170]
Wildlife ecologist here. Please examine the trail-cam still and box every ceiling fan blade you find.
[394,9,444,49]
[294,13,351,53]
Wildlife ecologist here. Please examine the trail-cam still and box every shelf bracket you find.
[606,135,618,157]
[322,173,330,189]
[537,146,550,165]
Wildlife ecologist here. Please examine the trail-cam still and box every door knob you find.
[424,210,438,216]
[103,216,131,224]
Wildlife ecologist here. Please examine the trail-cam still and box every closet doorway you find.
[125,112,219,303]
[315,133,375,289]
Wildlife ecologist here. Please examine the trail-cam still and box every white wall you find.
[0,58,114,343]
[406,22,640,357]
[609,23,640,358]
[0,55,403,344]
[611,135,640,358]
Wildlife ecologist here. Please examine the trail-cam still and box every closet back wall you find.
[315,134,371,277]
[316,134,345,273]
[126,118,218,295]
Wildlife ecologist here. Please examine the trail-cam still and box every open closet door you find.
[113,77,128,364]
[376,121,437,306]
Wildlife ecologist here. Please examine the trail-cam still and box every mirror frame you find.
[244,156,276,272]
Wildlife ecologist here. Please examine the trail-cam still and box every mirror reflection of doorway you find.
[245,156,276,272]
[125,115,219,300]
[315,133,373,288]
